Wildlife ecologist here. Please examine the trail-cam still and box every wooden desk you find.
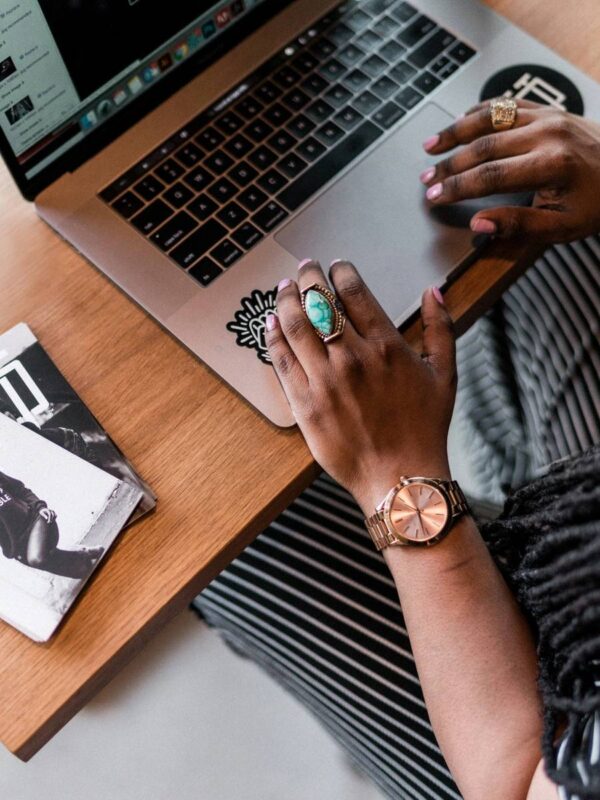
[1,0,599,763]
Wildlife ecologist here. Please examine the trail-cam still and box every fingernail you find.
[471,218,497,234]
[426,182,443,201]
[278,278,293,292]
[432,286,445,305]
[266,313,279,331]
[330,258,347,266]
[423,134,440,152]
[297,258,314,270]
[420,166,436,184]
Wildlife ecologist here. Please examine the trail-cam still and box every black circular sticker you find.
[480,64,584,115]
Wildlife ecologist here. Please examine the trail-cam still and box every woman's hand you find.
[421,99,600,243]
[266,259,456,514]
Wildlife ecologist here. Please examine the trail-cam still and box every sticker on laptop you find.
[480,64,584,115]
[227,287,278,364]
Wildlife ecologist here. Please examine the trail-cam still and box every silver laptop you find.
[2,0,598,426]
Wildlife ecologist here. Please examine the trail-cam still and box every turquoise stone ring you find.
[300,283,346,343]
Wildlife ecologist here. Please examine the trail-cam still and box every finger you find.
[276,277,328,371]
[463,98,547,117]
[421,287,456,383]
[423,105,540,155]
[469,205,574,243]
[420,127,534,186]
[425,154,546,205]
[265,311,309,405]
[328,260,400,343]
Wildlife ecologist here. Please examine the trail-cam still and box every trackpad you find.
[275,103,477,322]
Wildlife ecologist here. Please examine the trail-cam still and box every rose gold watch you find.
[365,477,469,550]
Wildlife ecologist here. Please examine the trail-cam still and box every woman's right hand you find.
[420,99,600,244]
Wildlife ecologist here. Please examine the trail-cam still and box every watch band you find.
[365,479,469,551]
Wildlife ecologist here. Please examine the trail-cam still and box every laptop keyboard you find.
[100,0,476,288]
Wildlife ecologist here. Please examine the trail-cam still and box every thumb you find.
[470,206,570,244]
[421,287,456,383]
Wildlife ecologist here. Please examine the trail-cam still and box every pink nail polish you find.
[423,134,440,152]
[471,218,497,234]
[278,278,293,292]
[420,166,436,184]
[426,182,443,201]
[297,258,314,270]
[432,286,445,306]
[266,313,279,331]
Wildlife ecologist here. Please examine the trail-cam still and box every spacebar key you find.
[278,120,383,211]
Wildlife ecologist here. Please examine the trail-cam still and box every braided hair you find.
[482,445,600,798]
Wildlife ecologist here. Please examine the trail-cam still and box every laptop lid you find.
[0,0,292,200]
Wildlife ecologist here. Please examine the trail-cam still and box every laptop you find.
[1,0,599,426]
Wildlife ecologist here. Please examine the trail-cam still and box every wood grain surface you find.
[0,0,598,762]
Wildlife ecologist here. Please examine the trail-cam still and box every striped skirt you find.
[194,235,600,800]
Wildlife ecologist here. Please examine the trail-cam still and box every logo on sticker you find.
[227,287,278,364]
[480,64,584,115]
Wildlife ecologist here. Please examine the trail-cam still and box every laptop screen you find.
[0,0,270,184]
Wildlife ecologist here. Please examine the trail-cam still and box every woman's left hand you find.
[266,260,457,515]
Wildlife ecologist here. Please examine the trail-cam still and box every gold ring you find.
[300,283,346,343]
[489,97,518,131]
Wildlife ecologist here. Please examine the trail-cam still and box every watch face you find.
[388,481,450,544]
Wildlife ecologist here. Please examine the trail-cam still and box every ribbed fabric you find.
[194,236,600,799]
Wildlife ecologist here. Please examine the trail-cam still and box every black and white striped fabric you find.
[194,235,600,800]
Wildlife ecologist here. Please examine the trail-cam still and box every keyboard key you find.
[390,1,417,23]
[334,105,364,130]
[131,199,173,234]
[205,150,234,175]
[238,186,269,211]
[280,121,383,211]
[196,126,225,151]
[207,177,238,203]
[371,75,399,99]
[365,0,397,13]
[175,142,204,169]
[395,84,424,110]
[235,96,265,120]
[409,28,456,68]
[328,22,353,46]
[255,80,282,104]
[389,60,417,84]
[353,90,381,115]
[171,220,227,268]
[373,15,400,37]
[112,191,144,219]
[315,121,345,146]
[296,136,327,162]
[229,161,259,187]
[379,40,406,63]
[338,43,366,67]
[320,59,346,81]
[448,41,476,64]
[211,239,243,268]
[413,70,441,94]
[399,14,436,47]
[232,222,263,250]
[264,102,292,126]
[251,201,289,232]
[216,111,244,135]
[430,55,460,79]
[188,257,223,286]
[287,113,316,139]
[373,100,406,129]
[224,134,253,158]
[155,158,184,184]
[325,83,353,108]
[356,30,382,50]
[306,98,335,123]
[151,211,197,251]
[257,169,289,194]
[267,130,298,155]
[343,68,370,91]
[217,201,248,228]
[278,153,308,178]
[101,174,136,203]
[345,9,371,31]
[184,165,214,192]
[163,182,194,208]
[362,54,388,77]
[282,88,310,112]
[274,65,301,88]
[292,52,319,74]
[302,73,329,96]
[309,37,336,59]
[134,175,164,201]
[245,118,274,143]
[187,193,218,221]
[248,145,278,170]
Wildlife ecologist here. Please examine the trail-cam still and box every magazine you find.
[0,414,141,641]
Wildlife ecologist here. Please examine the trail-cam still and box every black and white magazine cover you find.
[0,323,155,522]
[0,414,141,641]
